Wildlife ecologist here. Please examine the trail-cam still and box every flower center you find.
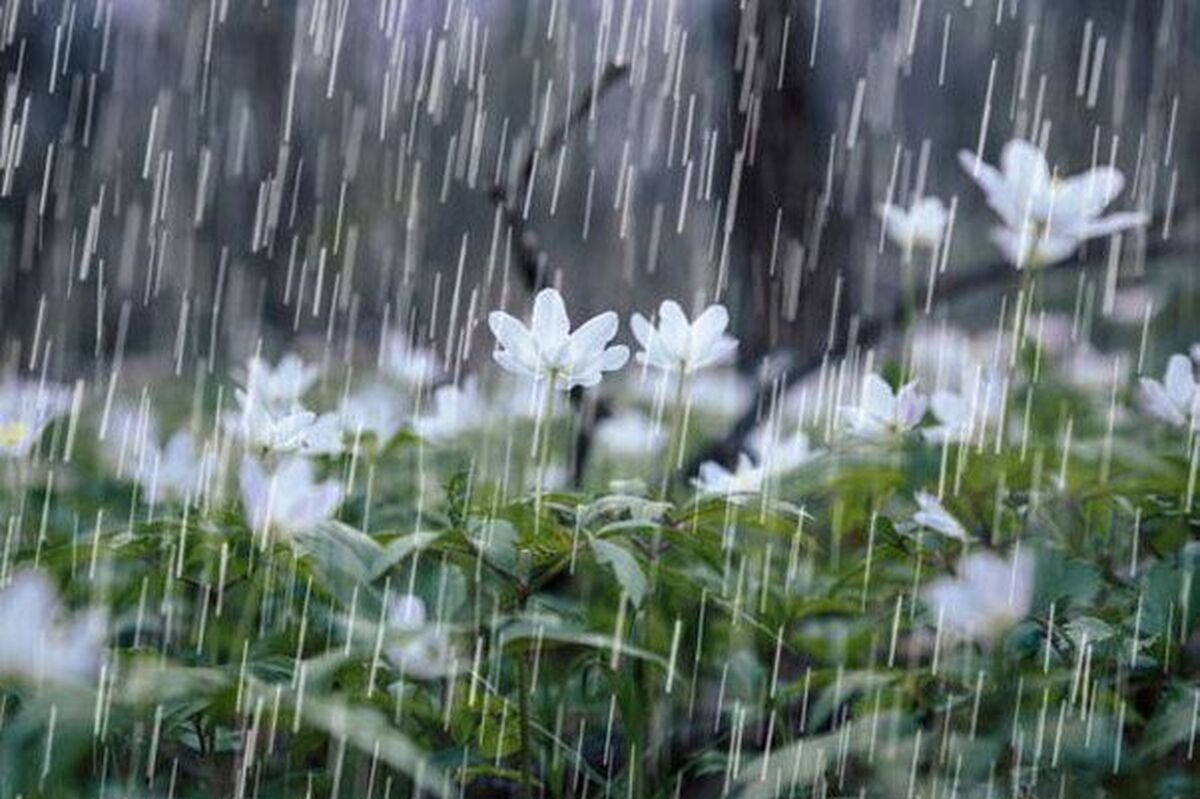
[0,421,28,449]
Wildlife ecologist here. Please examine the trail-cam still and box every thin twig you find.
[489,62,630,294]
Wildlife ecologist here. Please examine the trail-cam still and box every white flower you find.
[152,431,205,502]
[0,379,72,458]
[226,389,344,455]
[243,354,320,411]
[387,594,454,680]
[1109,286,1159,325]
[878,197,947,251]
[381,334,442,388]
[103,407,207,504]
[907,325,1011,395]
[923,549,1034,644]
[628,368,752,419]
[498,376,568,420]
[923,375,1004,445]
[692,453,765,497]
[530,462,569,492]
[1058,343,1129,395]
[912,491,968,541]
[1027,313,1077,357]
[413,380,486,442]
[689,370,754,418]
[840,374,927,440]
[488,288,629,390]
[630,300,738,376]
[0,571,105,685]
[338,382,406,445]
[595,411,665,458]
[747,426,818,476]
[1139,354,1197,427]
[959,139,1147,268]
[239,455,343,537]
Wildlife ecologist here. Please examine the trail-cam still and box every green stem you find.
[659,371,691,500]
[516,593,535,799]
[901,253,919,331]
[533,375,556,531]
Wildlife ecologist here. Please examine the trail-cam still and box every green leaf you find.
[291,521,386,607]
[737,713,914,799]
[450,693,522,759]
[1140,685,1200,760]
[371,531,443,580]
[590,538,647,608]
[277,688,449,798]
[471,518,519,573]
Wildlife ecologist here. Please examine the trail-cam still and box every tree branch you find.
[489,62,630,294]
[689,222,1198,474]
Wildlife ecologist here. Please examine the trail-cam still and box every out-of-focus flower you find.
[908,325,1011,395]
[0,571,105,685]
[747,426,819,476]
[1109,286,1159,325]
[488,288,629,390]
[688,369,754,418]
[239,455,343,537]
[0,379,72,458]
[959,139,1147,268]
[923,549,1034,644]
[413,380,486,442]
[381,333,442,388]
[103,406,206,504]
[692,453,764,497]
[595,411,665,458]
[387,594,454,680]
[841,374,927,440]
[338,382,406,445]
[923,375,1004,445]
[152,431,205,502]
[244,354,320,411]
[1027,313,1076,357]
[912,491,968,541]
[1139,354,1197,427]
[877,197,947,251]
[226,389,343,455]
[128,431,202,504]
[1058,344,1129,395]
[630,300,737,376]
[628,368,753,419]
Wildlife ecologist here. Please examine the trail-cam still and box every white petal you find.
[860,374,896,420]
[657,300,692,355]
[1053,166,1125,221]
[531,288,570,347]
[1164,354,1196,409]
[1001,140,1050,199]
[959,150,1020,228]
[568,312,620,361]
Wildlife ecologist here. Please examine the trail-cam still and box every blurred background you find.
[0,0,1196,399]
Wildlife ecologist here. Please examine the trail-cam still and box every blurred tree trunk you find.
[730,0,864,368]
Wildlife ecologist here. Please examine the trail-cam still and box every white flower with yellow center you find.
[0,379,72,458]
